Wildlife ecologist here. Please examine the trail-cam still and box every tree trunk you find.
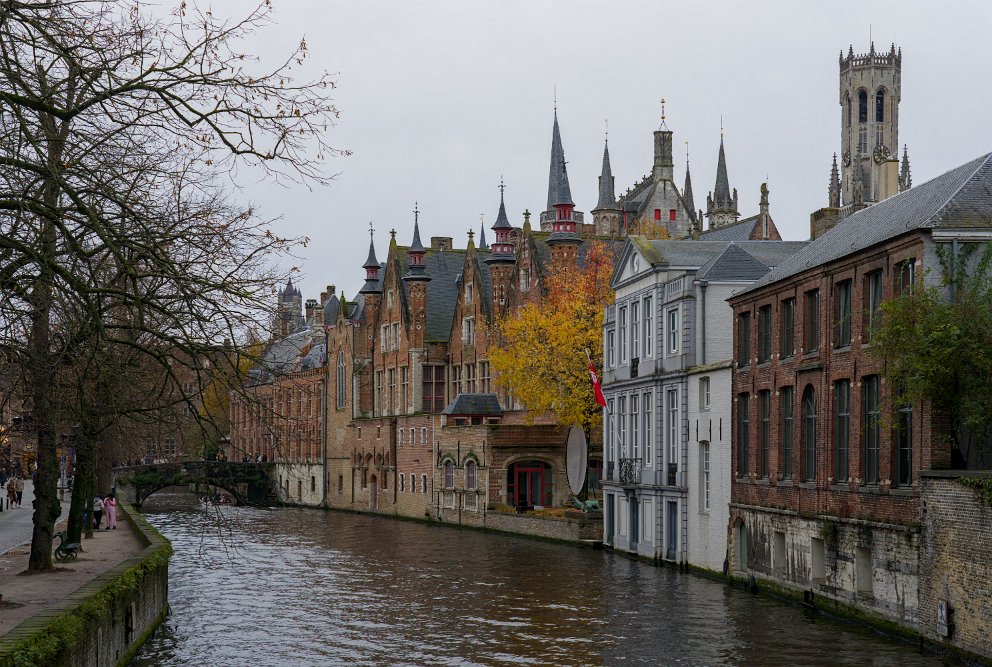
[66,429,95,545]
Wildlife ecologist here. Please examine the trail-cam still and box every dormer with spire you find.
[899,144,912,191]
[546,167,582,263]
[705,128,740,229]
[829,153,842,208]
[360,224,383,294]
[486,180,516,312]
[592,129,621,237]
[403,203,430,283]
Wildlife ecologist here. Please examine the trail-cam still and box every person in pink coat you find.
[104,493,117,529]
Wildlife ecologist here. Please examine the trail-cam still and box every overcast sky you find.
[204,0,992,305]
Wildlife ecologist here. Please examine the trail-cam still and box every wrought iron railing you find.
[619,458,642,485]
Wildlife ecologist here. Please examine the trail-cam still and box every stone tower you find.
[273,277,304,339]
[486,183,516,313]
[837,43,907,206]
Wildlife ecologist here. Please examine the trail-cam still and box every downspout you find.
[321,330,329,508]
[697,280,708,365]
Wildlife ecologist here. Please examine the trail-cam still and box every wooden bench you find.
[54,530,81,562]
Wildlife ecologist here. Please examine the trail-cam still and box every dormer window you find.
[465,282,473,304]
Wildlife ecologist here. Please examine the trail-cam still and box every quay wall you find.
[0,503,171,667]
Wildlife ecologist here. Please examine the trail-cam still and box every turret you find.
[592,138,621,237]
[403,204,430,283]
[829,153,841,208]
[541,108,583,231]
[486,181,516,310]
[705,131,741,229]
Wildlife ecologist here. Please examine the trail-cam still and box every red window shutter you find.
[670,209,677,221]
[654,209,661,221]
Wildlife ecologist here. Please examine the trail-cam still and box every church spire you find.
[829,153,841,208]
[546,109,574,212]
[713,135,732,206]
[478,218,488,249]
[683,144,696,218]
[595,139,617,210]
[900,144,912,191]
[705,131,740,229]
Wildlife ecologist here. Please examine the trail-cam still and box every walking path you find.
[0,484,143,638]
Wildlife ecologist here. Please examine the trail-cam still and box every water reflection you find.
[133,493,942,666]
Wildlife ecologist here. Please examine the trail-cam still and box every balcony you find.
[667,463,678,487]
[619,458,642,486]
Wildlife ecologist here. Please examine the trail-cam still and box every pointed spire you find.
[487,180,516,265]
[683,142,696,217]
[713,135,732,206]
[595,139,617,210]
[404,204,429,282]
[493,179,512,230]
[360,222,382,294]
[409,202,425,252]
[829,153,841,208]
[900,144,912,191]
[546,110,574,210]
[478,221,487,249]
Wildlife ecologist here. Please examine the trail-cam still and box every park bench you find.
[54,530,81,562]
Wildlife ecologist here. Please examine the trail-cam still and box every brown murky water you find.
[132,494,943,666]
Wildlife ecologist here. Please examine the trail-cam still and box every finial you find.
[468,229,475,241]
[368,220,374,239]
[553,84,557,113]
[720,115,724,139]
[413,201,419,224]
[390,228,396,241]
[604,118,608,143]
[479,213,485,227]
[498,176,506,197]
[685,140,689,163]
[523,209,531,224]
[660,98,666,122]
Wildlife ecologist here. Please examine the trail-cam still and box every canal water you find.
[133,494,943,666]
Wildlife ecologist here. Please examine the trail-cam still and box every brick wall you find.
[919,472,992,660]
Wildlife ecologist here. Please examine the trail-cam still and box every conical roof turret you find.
[713,136,733,207]
[683,160,696,218]
[487,182,516,265]
[404,204,430,282]
[546,111,574,209]
[360,228,382,294]
[595,140,618,210]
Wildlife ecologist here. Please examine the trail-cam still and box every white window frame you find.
[400,473,406,492]
[643,392,653,466]
[667,388,679,469]
[422,473,428,493]
[465,282,474,304]
[606,330,616,368]
[606,398,615,463]
[631,301,640,360]
[631,396,639,461]
[618,395,627,457]
[643,296,653,358]
[700,376,711,411]
[702,442,711,511]
[667,308,680,355]
[619,306,628,363]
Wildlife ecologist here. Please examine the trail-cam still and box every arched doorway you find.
[506,460,552,510]
[736,519,748,571]
[369,475,378,510]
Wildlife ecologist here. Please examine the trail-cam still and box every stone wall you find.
[440,506,602,543]
[919,471,992,661]
[730,504,919,628]
[0,503,171,667]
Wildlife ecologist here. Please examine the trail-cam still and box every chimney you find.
[305,299,318,324]
[430,237,453,251]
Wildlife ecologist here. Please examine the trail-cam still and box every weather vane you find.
[660,98,666,122]
[368,220,374,239]
[499,176,506,196]
[413,201,419,224]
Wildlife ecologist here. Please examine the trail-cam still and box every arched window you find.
[336,350,346,409]
[875,88,885,123]
[443,460,454,489]
[802,386,817,481]
[465,460,477,491]
[858,90,868,124]
[845,93,852,127]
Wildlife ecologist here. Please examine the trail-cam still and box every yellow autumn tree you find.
[626,217,671,240]
[490,241,616,429]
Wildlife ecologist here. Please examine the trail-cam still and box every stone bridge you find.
[113,461,278,507]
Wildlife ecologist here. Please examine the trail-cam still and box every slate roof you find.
[422,248,468,342]
[546,112,574,209]
[252,325,326,383]
[595,141,618,210]
[442,393,504,416]
[696,243,774,282]
[699,214,761,241]
[322,294,340,324]
[712,138,733,208]
[624,238,808,285]
[738,152,992,297]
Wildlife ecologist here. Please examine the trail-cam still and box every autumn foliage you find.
[490,241,616,429]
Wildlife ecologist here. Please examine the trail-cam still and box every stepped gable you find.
[740,152,992,297]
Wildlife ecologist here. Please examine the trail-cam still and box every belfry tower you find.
[837,43,908,206]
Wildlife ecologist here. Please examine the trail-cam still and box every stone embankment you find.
[0,503,171,667]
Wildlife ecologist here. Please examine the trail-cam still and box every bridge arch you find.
[113,461,279,508]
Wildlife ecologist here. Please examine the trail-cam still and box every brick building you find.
[727,152,992,629]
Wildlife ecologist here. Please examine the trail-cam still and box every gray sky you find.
[206,0,992,304]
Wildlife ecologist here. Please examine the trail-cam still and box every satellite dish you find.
[566,424,588,496]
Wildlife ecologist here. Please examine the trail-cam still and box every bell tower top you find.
[838,43,903,206]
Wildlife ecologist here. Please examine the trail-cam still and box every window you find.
[643,393,653,466]
[759,390,771,478]
[631,396,640,461]
[479,361,490,393]
[737,312,751,366]
[864,271,883,342]
[465,282,474,304]
[422,474,428,493]
[897,259,915,295]
[375,370,384,414]
[654,208,661,221]
[606,330,616,368]
[409,428,415,445]
[462,317,476,345]
[336,351,347,408]
[392,322,400,351]
[699,377,710,411]
[834,380,850,483]
[631,301,640,359]
[443,460,454,489]
[387,368,396,415]
[896,404,913,487]
[835,280,852,348]
[380,325,387,351]
[738,393,750,476]
[400,366,408,413]
[864,375,881,484]
[781,387,794,479]
[606,398,616,463]
[421,427,427,444]
[618,396,627,457]
[701,442,711,511]
[466,460,477,490]
[451,365,461,397]
[422,366,445,413]
[643,296,653,357]
[410,474,416,493]
[804,290,820,353]
[618,306,628,363]
[802,386,817,481]
[667,389,679,469]
[758,305,772,363]
[387,289,394,309]
[781,298,795,358]
[465,364,476,393]
[669,209,677,221]
[506,460,553,508]
[400,473,406,492]
[875,88,884,123]
[520,268,530,291]
[858,89,868,123]
[668,309,679,355]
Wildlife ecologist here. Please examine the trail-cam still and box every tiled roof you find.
[696,243,773,282]
[699,215,760,241]
[322,294,340,324]
[738,152,992,297]
[442,393,503,416]
[253,326,326,382]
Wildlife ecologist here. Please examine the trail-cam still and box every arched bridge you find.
[113,461,278,507]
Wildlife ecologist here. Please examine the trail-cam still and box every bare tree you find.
[0,0,341,570]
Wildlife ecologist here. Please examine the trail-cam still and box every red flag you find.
[589,361,607,408]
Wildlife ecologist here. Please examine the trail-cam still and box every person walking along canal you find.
[104,493,117,530]
[13,477,24,508]
[5,477,14,509]
[92,494,104,529]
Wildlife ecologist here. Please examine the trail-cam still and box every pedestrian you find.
[93,495,104,529]
[104,493,117,530]
[14,476,24,508]
[5,478,14,509]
